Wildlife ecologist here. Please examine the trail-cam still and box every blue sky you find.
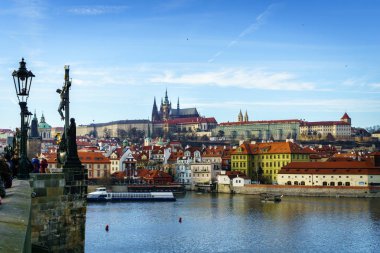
[0,0,379,129]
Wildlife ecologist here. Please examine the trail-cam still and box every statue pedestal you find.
[63,163,87,196]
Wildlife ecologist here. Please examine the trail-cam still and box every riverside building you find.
[231,141,314,182]
[277,153,380,186]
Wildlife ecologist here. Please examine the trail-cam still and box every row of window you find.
[282,175,364,179]
[193,173,209,177]
[83,164,108,169]
[232,161,290,169]
[286,181,352,186]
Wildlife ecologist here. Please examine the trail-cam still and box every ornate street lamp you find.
[12,58,35,179]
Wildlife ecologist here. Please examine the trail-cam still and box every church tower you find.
[161,89,171,121]
[238,110,243,122]
[244,110,249,122]
[27,111,41,159]
[340,112,351,125]
[151,97,160,122]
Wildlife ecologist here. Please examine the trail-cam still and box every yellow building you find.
[231,141,314,183]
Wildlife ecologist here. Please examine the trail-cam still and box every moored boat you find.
[87,187,176,202]
[260,193,282,202]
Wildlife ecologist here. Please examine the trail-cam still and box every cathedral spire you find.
[244,110,249,122]
[177,97,180,110]
[164,89,169,105]
[238,110,243,122]
[152,97,160,122]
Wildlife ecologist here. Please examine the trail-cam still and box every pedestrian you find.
[40,158,48,173]
[31,156,40,173]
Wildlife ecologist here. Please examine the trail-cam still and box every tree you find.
[257,167,264,183]
[366,125,380,133]
[117,129,128,140]
[89,130,97,138]
[217,130,225,137]
[103,128,111,139]
[201,135,209,141]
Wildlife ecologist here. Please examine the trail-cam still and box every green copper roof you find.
[38,122,51,129]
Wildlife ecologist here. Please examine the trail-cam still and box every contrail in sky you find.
[208,4,277,63]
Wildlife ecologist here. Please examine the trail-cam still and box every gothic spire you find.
[30,109,39,138]
[238,109,243,122]
[244,110,249,122]
[152,97,159,122]
[177,97,180,110]
[164,88,169,104]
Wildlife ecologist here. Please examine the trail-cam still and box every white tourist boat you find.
[87,187,176,202]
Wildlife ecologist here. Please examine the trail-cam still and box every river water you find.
[85,192,380,253]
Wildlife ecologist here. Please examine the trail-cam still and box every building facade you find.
[278,160,380,186]
[76,119,150,138]
[214,118,301,141]
[231,141,313,182]
[299,113,352,140]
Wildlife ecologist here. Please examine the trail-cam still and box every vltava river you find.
[85,192,380,253]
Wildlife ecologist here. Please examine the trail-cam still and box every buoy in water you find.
[179,217,182,223]
[105,224,109,232]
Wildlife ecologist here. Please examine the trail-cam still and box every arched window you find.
[345,182,350,186]
[338,182,343,186]
[330,182,335,186]
[323,181,328,186]
[294,181,298,185]
[300,181,305,185]
[287,181,291,185]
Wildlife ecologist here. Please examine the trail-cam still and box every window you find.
[345,182,350,186]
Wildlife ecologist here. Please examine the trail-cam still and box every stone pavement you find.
[0,179,31,253]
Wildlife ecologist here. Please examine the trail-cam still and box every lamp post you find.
[12,58,35,179]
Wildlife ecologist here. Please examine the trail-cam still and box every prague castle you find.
[151,89,199,123]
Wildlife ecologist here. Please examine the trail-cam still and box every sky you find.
[0,0,379,129]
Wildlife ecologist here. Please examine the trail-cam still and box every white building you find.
[278,159,380,187]
[175,157,193,187]
[300,113,352,140]
[190,162,221,187]
[232,176,251,187]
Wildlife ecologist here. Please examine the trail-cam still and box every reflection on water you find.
[86,193,380,253]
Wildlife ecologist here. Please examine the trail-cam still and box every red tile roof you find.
[220,119,301,126]
[341,112,351,120]
[280,161,380,175]
[232,142,315,155]
[166,117,217,125]
[301,121,350,126]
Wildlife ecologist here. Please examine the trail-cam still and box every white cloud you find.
[186,98,380,116]
[370,83,380,89]
[68,6,128,15]
[150,68,314,90]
